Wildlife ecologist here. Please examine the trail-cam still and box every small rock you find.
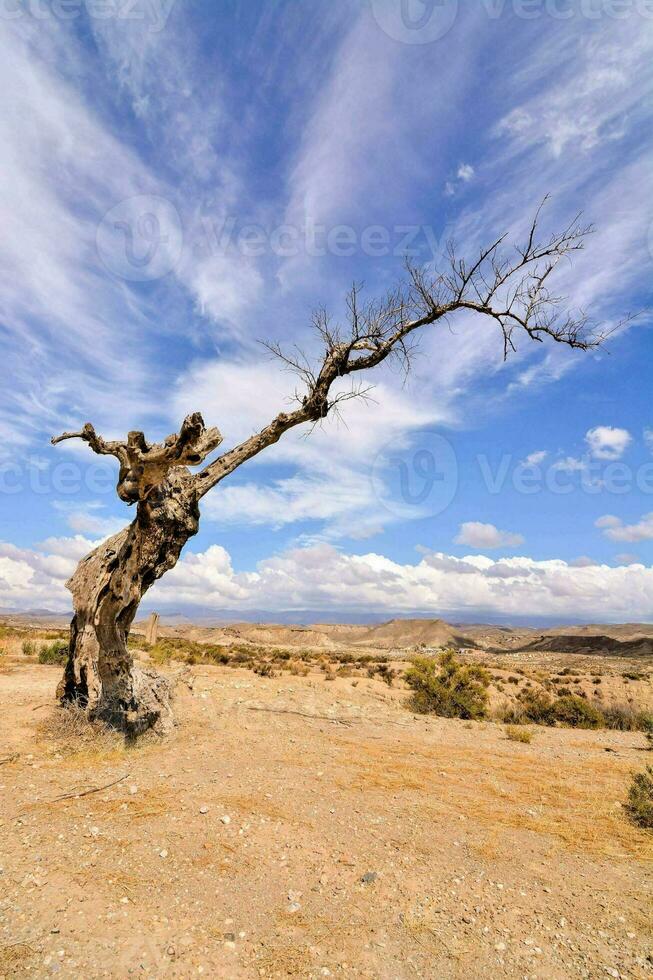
[604,970,620,979]
[361,872,378,885]
[221,815,231,825]
[495,942,506,952]
[288,902,301,914]
[199,806,209,815]
[159,849,168,859]
[129,785,138,795]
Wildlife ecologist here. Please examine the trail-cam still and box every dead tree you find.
[52,203,604,735]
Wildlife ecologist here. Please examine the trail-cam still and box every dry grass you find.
[0,942,37,973]
[505,725,533,744]
[36,702,123,762]
[255,942,314,976]
[336,737,653,861]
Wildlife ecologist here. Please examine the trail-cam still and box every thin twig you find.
[243,705,354,727]
[37,773,130,806]
[0,753,19,766]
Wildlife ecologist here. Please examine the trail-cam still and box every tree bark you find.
[58,471,199,736]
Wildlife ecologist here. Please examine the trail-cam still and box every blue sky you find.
[1,0,653,622]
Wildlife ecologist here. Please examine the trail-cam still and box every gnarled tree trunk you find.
[54,454,205,735]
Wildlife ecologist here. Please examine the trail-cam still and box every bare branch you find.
[52,414,222,504]
[193,201,604,497]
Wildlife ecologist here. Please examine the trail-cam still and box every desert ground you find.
[0,617,651,979]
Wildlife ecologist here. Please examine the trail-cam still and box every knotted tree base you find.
[84,665,176,738]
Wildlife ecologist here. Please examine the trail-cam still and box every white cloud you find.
[52,502,126,538]
[148,545,653,621]
[585,426,632,460]
[596,513,653,543]
[171,356,447,537]
[454,522,524,550]
[550,456,587,473]
[5,538,653,622]
[457,163,475,182]
[521,450,548,467]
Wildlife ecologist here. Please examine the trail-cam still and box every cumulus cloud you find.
[596,513,653,543]
[4,539,653,622]
[585,426,632,460]
[454,522,524,550]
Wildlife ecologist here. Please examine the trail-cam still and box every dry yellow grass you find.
[336,735,653,861]
[0,942,37,973]
[35,703,123,762]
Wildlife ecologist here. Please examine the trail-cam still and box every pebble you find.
[199,806,209,815]
[361,872,378,885]
[221,815,231,825]
[159,849,168,859]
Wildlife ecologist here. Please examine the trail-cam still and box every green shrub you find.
[626,766,653,829]
[552,695,604,729]
[405,651,489,719]
[38,640,68,665]
[509,688,556,725]
[602,703,653,732]
[22,639,36,656]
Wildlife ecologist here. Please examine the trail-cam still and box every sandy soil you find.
[0,653,651,979]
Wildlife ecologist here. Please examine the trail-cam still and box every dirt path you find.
[0,664,651,978]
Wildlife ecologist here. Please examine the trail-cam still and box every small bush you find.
[626,766,653,829]
[405,651,489,720]
[368,663,397,687]
[602,703,653,732]
[38,640,68,665]
[22,639,36,656]
[513,689,555,725]
[505,725,532,744]
[552,695,604,729]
